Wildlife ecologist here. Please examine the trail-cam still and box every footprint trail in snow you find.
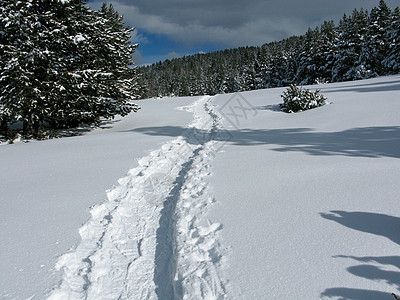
[48,96,228,300]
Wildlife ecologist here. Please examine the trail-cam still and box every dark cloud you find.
[89,0,400,47]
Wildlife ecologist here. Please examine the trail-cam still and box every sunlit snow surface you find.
[1,75,400,299]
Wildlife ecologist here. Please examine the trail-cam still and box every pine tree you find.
[318,20,338,83]
[332,9,369,81]
[357,0,391,78]
[96,3,140,114]
[0,0,139,138]
[254,48,267,89]
[0,0,65,136]
[384,7,400,73]
[267,43,288,88]
[295,27,323,84]
[51,1,139,128]
[282,36,303,86]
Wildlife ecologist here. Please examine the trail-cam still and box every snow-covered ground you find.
[1,75,400,299]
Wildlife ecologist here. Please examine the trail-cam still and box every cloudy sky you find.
[88,0,399,65]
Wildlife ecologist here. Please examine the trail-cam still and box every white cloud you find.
[166,52,181,60]
[131,29,149,45]
[132,49,143,65]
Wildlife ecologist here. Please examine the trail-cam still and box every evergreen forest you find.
[138,0,400,98]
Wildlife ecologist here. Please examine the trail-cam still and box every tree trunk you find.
[0,118,8,139]
[22,118,30,137]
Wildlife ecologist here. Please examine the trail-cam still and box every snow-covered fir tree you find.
[0,0,139,139]
[356,0,392,78]
[332,9,369,81]
[262,42,287,88]
[318,20,338,83]
[0,0,64,136]
[295,27,323,84]
[47,1,139,128]
[383,7,400,73]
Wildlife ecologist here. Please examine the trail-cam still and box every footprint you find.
[198,223,221,237]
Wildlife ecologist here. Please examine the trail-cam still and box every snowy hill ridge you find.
[48,96,228,299]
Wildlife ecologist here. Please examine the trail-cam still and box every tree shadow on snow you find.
[254,104,282,112]
[320,211,400,299]
[320,211,400,246]
[321,76,400,94]
[335,255,400,270]
[321,287,393,299]
[322,82,400,94]
[128,125,400,159]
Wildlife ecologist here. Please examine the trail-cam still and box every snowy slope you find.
[47,96,228,299]
[0,97,198,299]
[1,75,400,300]
[208,76,400,299]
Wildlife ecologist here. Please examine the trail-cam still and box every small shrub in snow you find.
[280,84,327,113]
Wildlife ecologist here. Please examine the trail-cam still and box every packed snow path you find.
[49,96,228,300]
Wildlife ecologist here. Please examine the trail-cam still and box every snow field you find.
[0,97,195,300]
[209,75,400,299]
[48,96,227,299]
[1,75,400,299]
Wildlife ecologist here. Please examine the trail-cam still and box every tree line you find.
[138,0,400,98]
[0,0,140,140]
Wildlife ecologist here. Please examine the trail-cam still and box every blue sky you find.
[88,0,399,66]
[133,31,223,65]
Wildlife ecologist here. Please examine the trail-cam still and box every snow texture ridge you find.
[48,96,227,300]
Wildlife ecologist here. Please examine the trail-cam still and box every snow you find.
[73,34,85,44]
[209,76,400,299]
[0,97,196,299]
[47,96,227,299]
[1,75,400,299]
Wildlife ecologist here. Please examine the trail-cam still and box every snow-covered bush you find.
[280,84,327,113]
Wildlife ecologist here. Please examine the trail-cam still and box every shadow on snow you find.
[128,122,400,297]
[320,211,400,299]
[126,125,400,159]
[321,287,393,299]
[321,78,400,94]
[321,211,400,246]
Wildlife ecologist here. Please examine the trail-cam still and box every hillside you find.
[1,75,400,299]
